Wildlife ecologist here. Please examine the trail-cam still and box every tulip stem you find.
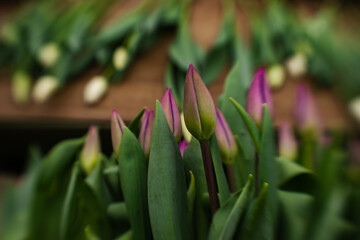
[226,164,236,193]
[254,152,259,197]
[200,140,219,215]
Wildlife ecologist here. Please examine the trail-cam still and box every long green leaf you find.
[148,101,191,240]
[118,127,151,240]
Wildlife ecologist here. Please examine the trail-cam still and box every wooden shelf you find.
[0,0,356,130]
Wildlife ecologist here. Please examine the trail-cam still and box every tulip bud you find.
[113,47,128,70]
[246,68,274,125]
[161,88,182,142]
[349,97,360,124]
[181,112,192,142]
[37,42,60,68]
[12,71,31,104]
[278,122,298,161]
[294,83,322,136]
[215,107,238,164]
[83,76,108,105]
[81,125,101,175]
[111,109,126,156]
[139,109,154,158]
[32,75,59,103]
[179,140,189,157]
[183,64,217,141]
[286,53,307,78]
[267,64,285,90]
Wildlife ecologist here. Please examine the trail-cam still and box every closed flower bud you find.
[286,53,307,78]
[179,140,189,157]
[215,107,238,165]
[12,71,31,104]
[111,109,126,156]
[181,112,192,142]
[161,88,182,142]
[83,76,108,105]
[183,64,216,141]
[32,75,59,103]
[38,42,60,68]
[113,47,128,70]
[294,83,322,136]
[267,64,285,90]
[278,122,298,161]
[349,97,360,124]
[139,109,154,158]
[246,68,274,125]
[81,125,101,175]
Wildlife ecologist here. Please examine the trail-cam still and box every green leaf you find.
[107,202,128,222]
[229,97,260,152]
[258,105,278,239]
[187,171,196,217]
[128,107,145,137]
[183,140,211,240]
[118,127,151,240]
[237,183,270,240]
[60,163,111,240]
[148,101,191,240]
[277,156,313,186]
[278,190,313,240]
[209,135,231,206]
[208,175,254,240]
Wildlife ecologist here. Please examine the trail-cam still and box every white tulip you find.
[38,43,60,68]
[113,47,128,70]
[349,97,360,124]
[32,76,59,103]
[286,53,307,78]
[267,64,285,89]
[83,76,108,105]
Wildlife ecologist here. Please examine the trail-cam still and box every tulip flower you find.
[111,109,126,157]
[161,88,182,142]
[294,83,322,136]
[267,64,285,90]
[349,97,360,124]
[81,125,101,175]
[179,140,189,157]
[83,75,109,105]
[37,42,60,68]
[32,75,59,103]
[246,67,274,125]
[278,122,298,161]
[113,47,128,70]
[12,71,31,104]
[139,109,154,158]
[286,53,307,78]
[181,112,192,142]
[183,64,217,141]
[215,107,238,165]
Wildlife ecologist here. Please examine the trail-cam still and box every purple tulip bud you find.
[179,140,189,157]
[295,83,322,136]
[111,109,126,156]
[139,109,154,158]
[278,122,298,161]
[215,107,238,165]
[246,68,274,125]
[183,64,217,141]
[161,88,182,142]
[81,125,101,175]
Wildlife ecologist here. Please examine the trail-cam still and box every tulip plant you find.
[1,63,359,240]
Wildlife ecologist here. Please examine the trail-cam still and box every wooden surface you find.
[0,0,356,129]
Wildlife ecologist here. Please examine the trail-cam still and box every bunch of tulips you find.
[1,64,360,240]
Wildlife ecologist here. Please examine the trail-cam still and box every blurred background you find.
[0,0,359,175]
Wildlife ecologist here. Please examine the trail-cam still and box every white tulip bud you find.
[113,47,128,70]
[32,76,59,103]
[12,71,31,104]
[267,64,285,89]
[38,43,60,68]
[349,97,360,124]
[83,76,108,105]
[286,53,307,78]
[181,112,192,142]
